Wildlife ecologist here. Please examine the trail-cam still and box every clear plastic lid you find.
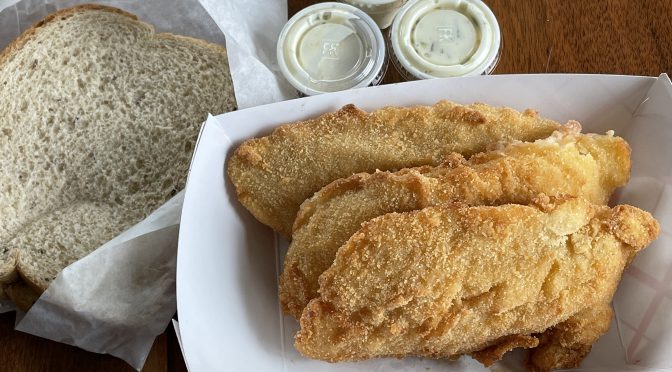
[390,0,501,79]
[277,2,387,96]
[342,0,408,29]
[345,0,406,11]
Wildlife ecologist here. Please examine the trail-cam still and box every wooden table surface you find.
[1,1,670,371]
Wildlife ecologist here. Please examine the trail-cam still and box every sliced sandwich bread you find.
[0,5,235,295]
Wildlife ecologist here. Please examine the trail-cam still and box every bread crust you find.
[4,280,40,312]
[0,5,137,69]
[0,4,230,70]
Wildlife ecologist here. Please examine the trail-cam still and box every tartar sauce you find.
[390,0,501,80]
[277,2,387,96]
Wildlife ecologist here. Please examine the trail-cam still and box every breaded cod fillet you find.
[295,198,659,366]
[526,304,613,372]
[280,125,631,319]
[227,101,561,238]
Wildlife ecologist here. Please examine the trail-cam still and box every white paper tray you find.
[177,74,672,372]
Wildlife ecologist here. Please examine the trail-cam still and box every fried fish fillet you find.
[227,101,561,238]
[295,198,659,365]
[280,126,631,318]
[473,303,613,371]
[526,303,613,372]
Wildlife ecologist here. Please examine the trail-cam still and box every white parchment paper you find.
[199,0,297,108]
[18,192,184,368]
[0,0,290,369]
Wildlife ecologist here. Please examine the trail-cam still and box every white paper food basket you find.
[176,74,672,372]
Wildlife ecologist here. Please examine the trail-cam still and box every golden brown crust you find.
[605,205,660,251]
[472,334,539,366]
[280,129,632,319]
[294,200,658,363]
[527,304,613,372]
[228,101,562,238]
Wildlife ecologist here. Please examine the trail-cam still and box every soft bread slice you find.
[0,5,235,293]
[13,201,126,291]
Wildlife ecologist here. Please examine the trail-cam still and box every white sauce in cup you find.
[390,0,501,80]
[277,2,387,96]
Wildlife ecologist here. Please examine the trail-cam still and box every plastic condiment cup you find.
[277,2,387,96]
[390,0,501,80]
[341,0,408,29]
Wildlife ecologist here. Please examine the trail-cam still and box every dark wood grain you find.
[291,0,672,77]
[0,312,167,371]
[2,1,671,371]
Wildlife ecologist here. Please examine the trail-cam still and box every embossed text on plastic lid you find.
[277,2,387,96]
[390,0,501,80]
[342,0,408,29]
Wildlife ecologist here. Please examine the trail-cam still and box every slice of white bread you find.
[0,5,235,294]
[13,201,126,291]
